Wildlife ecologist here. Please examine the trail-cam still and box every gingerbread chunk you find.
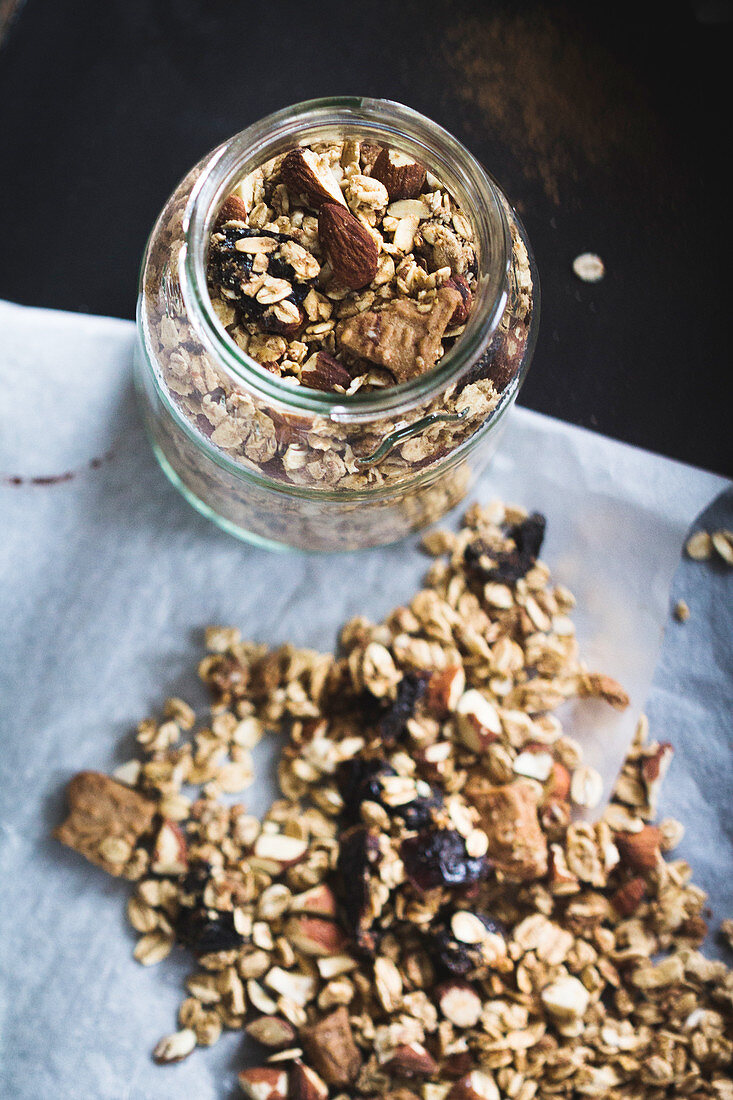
[54,770,157,876]
[464,778,548,881]
[337,284,462,383]
[300,1005,362,1086]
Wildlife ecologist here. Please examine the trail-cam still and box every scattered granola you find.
[55,501,733,1097]
[572,252,605,283]
[674,598,691,623]
[686,528,733,567]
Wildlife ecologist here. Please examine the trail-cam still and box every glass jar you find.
[134,97,538,551]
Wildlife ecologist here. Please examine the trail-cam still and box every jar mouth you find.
[181,96,513,423]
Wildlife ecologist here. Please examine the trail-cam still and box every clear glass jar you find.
[134,97,538,551]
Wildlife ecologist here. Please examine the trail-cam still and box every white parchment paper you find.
[0,299,730,1099]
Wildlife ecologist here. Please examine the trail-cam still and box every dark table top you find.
[1,0,730,476]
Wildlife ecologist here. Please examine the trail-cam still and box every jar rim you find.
[180,96,514,422]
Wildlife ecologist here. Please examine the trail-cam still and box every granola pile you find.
[207,141,489,394]
[55,501,733,1099]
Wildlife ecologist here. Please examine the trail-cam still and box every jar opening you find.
[180,97,512,422]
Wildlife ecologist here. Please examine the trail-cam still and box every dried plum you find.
[336,825,382,953]
[175,904,242,955]
[378,672,428,744]
[336,757,396,823]
[464,511,546,584]
[207,225,316,331]
[510,512,546,560]
[336,756,442,829]
[400,829,490,893]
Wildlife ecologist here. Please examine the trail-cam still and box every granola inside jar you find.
[134,98,538,551]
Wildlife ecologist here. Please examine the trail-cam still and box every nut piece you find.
[610,876,647,916]
[152,1028,197,1064]
[425,665,466,716]
[615,825,662,872]
[238,1066,289,1100]
[371,147,427,200]
[447,1071,500,1100]
[437,980,483,1028]
[151,820,188,875]
[53,771,156,876]
[383,1042,439,1078]
[281,147,346,208]
[318,203,379,290]
[337,285,462,382]
[290,1061,329,1100]
[300,1006,362,1086]
[245,1016,298,1048]
[455,689,502,752]
[711,529,733,565]
[289,884,338,918]
[541,974,590,1023]
[216,194,249,226]
[579,673,630,710]
[446,275,473,325]
[284,915,347,957]
[253,832,308,870]
[300,351,353,392]
[465,778,548,880]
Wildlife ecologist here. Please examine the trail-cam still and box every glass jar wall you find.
[134,98,538,551]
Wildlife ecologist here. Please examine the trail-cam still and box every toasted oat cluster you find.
[207,141,482,393]
[55,501,733,1099]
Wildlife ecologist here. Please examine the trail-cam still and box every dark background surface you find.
[0,0,730,475]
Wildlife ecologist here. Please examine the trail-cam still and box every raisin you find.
[175,905,243,955]
[336,757,443,829]
[510,512,546,560]
[336,825,382,953]
[378,672,428,744]
[336,757,396,823]
[400,829,490,892]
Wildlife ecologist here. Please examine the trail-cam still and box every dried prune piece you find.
[400,829,490,893]
[336,825,382,953]
[378,672,428,744]
[336,757,396,823]
[336,757,443,829]
[207,225,316,329]
[430,913,505,975]
[175,905,243,955]
[393,789,444,831]
[464,511,546,585]
[510,512,546,560]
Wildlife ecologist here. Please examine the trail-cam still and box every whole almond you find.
[300,351,353,392]
[615,825,662,873]
[372,147,427,200]
[318,204,379,290]
[281,147,346,208]
[216,194,249,226]
[446,275,473,325]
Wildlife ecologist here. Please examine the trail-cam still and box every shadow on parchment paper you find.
[645,486,733,960]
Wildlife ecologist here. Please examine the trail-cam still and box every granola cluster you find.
[55,501,733,1099]
[207,141,483,393]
